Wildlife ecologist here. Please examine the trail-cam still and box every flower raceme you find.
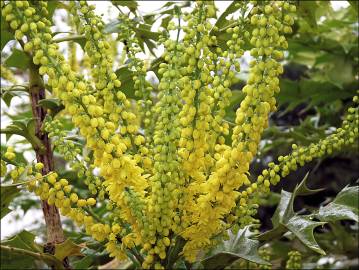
[1,0,358,269]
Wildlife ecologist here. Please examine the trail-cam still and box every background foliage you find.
[1,1,358,269]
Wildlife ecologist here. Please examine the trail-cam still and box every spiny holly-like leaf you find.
[295,172,325,196]
[38,98,62,110]
[103,18,123,34]
[202,227,270,269]
[166,236,186,268]
[201,252,247,270]
[258,173,326,254]
[73,255,94,270]
[317,185,359,222]
[286,215,326,255]
[1,230,41,252]
[271,190,293,227]
[0,231,39,269]
[271,172,323,226]
[135,24,161,42]
[104,19,161,53]
[54,239,85,261]
[348,1,359,14]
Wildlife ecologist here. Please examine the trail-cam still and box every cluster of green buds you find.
[285,250,302,269]
[43,117,105,197]
[234,94,359,227]
[141,14,186,268]
[230,246,271,269]
[116,14,155,134]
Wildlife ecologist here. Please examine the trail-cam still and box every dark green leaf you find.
[348,1,359,14]
[317,186,359,222]
[143,1,191,18]
[149,56,164,79]
[277,78,356,115]
[1,17,13,51]
[53,35,87,50]
[1,88,28,107]
[0,185,20,219]
[73,255,93,269]
[161,16,172,29]
[202,227,270,269]
[258,174,326,254]
[113,0,138,12]
[295,172,325,196]
[4,49,30,70]
[1,119,44,151]
[270,190,293,227]
[104,19,161,46]
[1,231,62,269]
[1,230,41,252]
[103,19,123,34]
[135,24,161,42]
[285,216,326,255]
[38,98,64,115]
[115,65,137,100]
[297,1,318,29]
[47,0,59,19]
[166,236,186,268]
[202,252,247,270]
[215,2,240,29]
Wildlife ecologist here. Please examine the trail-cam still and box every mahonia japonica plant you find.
[1,1,358,269]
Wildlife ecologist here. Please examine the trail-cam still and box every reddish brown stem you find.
[29,63,70,269]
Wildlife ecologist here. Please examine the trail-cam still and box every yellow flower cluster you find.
[2,0,147,250]
[181,1,296,261]
[0,64,16,83]
[2,153,129,260]
[44,116,105,197]
[177,2,243,249]
[3,146,16,161]
[0,160,7,177]
[33,170,130,260]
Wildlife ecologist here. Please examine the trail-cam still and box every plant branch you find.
[53,34,85,43]
[28,61,70,269]
[0,245,64,270]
